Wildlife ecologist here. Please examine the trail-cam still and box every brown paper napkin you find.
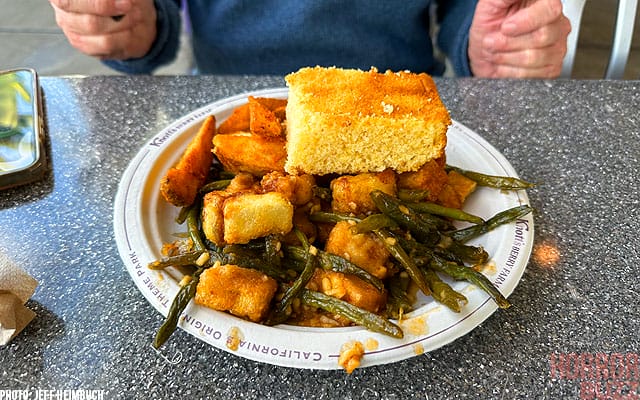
[0,250,38,345]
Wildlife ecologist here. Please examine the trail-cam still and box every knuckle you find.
[548,0,564,19]
[81,15,103,34]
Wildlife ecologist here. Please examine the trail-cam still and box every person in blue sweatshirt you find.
[48,0,570,78]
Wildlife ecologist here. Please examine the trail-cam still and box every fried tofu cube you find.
[325,221,391,279]
[201,173,260,246]
[446,170,477,204]
[223,192,294,244]
[260,171,316,206]
[201,191,227,246]
[195,263,278,322]
[309,269,387,313]
[213,132,287,176]
[330,169,397,215]
[397,158,448,202]
[160,115,216,207]
[437,170,478,209]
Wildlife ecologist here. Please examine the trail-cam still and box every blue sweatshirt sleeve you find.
[435,0,478,77]
[102,0,182,74]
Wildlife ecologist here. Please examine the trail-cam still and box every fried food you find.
[213,132,287,176]
[325,221,391,280]
[248,96,285,137]
[222,192,294,245]
[160,115,216,207]
[195,263,278,322]
[330,169,397,215]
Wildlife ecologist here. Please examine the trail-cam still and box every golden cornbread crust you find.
[284,66,451,175]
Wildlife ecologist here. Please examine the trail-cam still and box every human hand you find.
[49,0,157,60]
[468,0,571,78]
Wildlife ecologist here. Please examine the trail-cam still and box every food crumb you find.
[414,343,425,355]
[226,326,244,351]
[381,101,394,114]
[364,338,379,351]
[338,340,365,374]
[399,314,428,336]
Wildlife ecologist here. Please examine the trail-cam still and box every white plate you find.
[114,88,534,370]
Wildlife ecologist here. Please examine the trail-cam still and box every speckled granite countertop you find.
[1,76,639,399]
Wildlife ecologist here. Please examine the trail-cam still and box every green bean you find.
[406,201,485,225]
[436,236,489,264]
[448,205,533,243]
[264,234,283,269]
[300,289,403,339]
[351,213,397,234]
[147,250,203,270]
[186,204,205,252]
[223,245,289,281]
[312,186,332,202]
[285,245,384,292]
[153,267,204,348]
[373,229,431,296]
[429,255,511,309]
[445,165,535,190]
[422,268,468,313]
[269,230,317,325]
[386,272,413,319]
[370,190,440,245]
[199,179,232,194]
[308,210,358,224]
[175,206,190,225]
[397,189,431,202]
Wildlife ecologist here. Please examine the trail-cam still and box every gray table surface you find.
[1,75,639,399]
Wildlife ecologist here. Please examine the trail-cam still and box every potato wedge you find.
[217,103,250,135]
[249,96,283,137]
[160,115,216,207]
[213,132,287,176]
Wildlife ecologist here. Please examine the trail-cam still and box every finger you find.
[483,22,570,53]
[65,29,131,58]
[484,41,567,70]
[501,0,565,36]
[490,62,563,79]
[49,0,131,16]
[58,12,132,35]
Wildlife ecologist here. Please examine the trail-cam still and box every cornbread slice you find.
[284,67,451,175]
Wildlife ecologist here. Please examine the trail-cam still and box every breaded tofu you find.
[309,269,387,313]
[260,171,316,206]
[222,192,294,244]
[325,221,391,279]
[330,169,397,215]
[437,170,478,209]
[195,263,278,322]
[397,157,448,202]
[201,173,259,247]
[160,115,216,207]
